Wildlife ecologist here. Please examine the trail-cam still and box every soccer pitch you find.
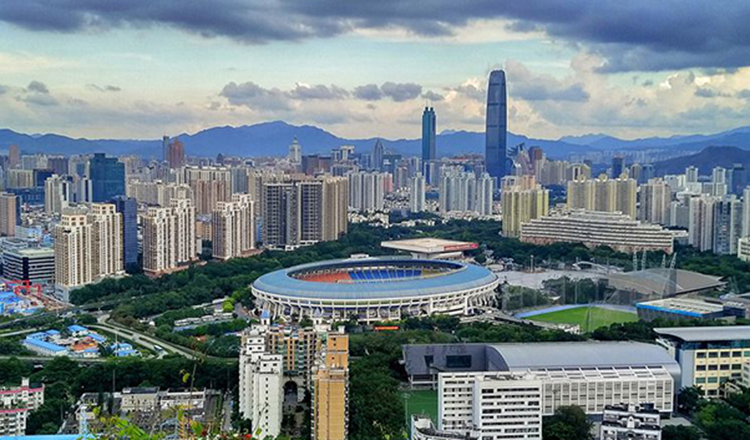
[529,306,638,332]
[404,389,438,423]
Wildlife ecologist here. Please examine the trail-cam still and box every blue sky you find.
[0,1,749,140]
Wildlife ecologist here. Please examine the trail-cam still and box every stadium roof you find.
[654,326,750,342]
[605,268,724,296]
[253,257,497,300]
[488,341,677,370]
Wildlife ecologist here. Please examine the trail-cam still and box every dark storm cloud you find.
[694,87,731,98]
[422,91,444,101]
[87,84,122,92]
[288,84,349,100]
[380,82,422,101]
[27,80,49,94]
[4,1,750,71]
[352,84,384,101]
[219,81,292,111]
[350,83,422,101]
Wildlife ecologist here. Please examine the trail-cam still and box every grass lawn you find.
[529,306,638,333]
[404,389,438,423]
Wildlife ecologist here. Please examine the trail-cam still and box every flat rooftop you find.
[637,298,725,316]
[654,326,750,342]
[381,238,478,254]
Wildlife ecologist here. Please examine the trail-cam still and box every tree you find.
[543,406,593,440]
[677,386,704,416]
[662,425,703,440]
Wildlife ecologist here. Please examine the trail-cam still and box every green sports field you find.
[529,306,638,333]
[404,389,438,423]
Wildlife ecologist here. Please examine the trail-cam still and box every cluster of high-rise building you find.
[438,167,494,216]
[239,320,349,440]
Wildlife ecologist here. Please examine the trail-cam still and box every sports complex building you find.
[251,256,499,323]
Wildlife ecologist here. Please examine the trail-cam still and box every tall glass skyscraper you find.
[421,107,436,181]
[111,195,139,272]
[89,153,125,202]
[485,70,507,181]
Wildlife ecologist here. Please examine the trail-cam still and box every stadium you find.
[252,256,500,323]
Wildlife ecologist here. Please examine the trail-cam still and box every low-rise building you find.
[520,209,674,254]
[411,415,478,440]
[0,378,44,436]
[636,297,743,321]
[600,403,661,440]
[1,247,55,285]
[655,326,750,397]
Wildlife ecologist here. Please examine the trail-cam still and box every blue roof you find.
[253,257,498,300]
[636,303,704,317]
[24,337,66,352]
[88,333,106,343]
[2,435,96,440]
[28,332,47,339]
[68,325,88,333]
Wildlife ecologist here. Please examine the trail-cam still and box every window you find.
[697,352,706,359]
[708,377,718,384]
[446,355,472,369]
[424,355,434,368]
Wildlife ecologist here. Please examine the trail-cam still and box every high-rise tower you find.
[485,70,507,181]
[421,107,436,180]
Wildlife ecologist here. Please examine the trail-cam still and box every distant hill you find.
[560,125,750,152]
[653,146,750,175]
[4,121,750,161]
[0,121,592,159]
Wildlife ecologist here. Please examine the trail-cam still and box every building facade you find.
[0,378,44,436]
[312,331,349,440]
[520,209,674,254]
[212,194,256,260]
[142,198,197,275]
[501,175,548,237]
[486,70,507,181]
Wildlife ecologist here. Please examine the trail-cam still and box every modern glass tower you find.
[111,195,139,272]
[485,70,507,181]
[421,107,436,181]
[89,153,125,202]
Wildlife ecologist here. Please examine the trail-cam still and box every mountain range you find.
[652,146,750,175]
[2,121,750,160]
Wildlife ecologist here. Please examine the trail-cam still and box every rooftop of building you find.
[636,297,725,317]
[606,268,725,296]
[23,337,66,352]
[380,238,478,254]
[487,341,677,370]
[654,326,750,342]
[3,247,55,257]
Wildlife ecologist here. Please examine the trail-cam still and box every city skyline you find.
[1,3,750,141]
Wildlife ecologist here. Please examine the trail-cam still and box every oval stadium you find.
[252,257,499,323]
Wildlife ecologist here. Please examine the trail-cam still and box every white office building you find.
[239,328,283,439]
[410,173,426,213]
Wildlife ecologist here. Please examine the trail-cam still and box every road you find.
[0,327,40,338]
[0,355,107,364]
[90,320,199,360]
